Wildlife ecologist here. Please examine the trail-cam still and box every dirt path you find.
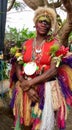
[0,97,72,130]
[0,108,14,130]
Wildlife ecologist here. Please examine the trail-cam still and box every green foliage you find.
[0,60,9,80]
[5,27,36,47]
[68,31,72,43]
[8,0,25,11]
[10,46,18,55]
[50,44,59,57]
[13,1,25,10]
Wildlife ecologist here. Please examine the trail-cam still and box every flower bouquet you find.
[50,45,69,67]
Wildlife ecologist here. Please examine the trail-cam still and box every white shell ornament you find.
[24,62,37,76]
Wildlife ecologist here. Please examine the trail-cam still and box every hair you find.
[33,6,57,32]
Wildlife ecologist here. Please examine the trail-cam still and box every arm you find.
[21,61,57,91]
[16,62,39,102]
[30,62,57,85]
[15,63,24,82]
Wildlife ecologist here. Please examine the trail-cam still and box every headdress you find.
[33,6,57,32]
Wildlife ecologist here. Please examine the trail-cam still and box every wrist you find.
[28,79,33,88]
[29,80,32,88]
[19,77,24,82]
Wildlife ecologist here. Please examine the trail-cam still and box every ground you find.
[0,94,72,130]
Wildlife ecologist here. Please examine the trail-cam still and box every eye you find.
[39,20,43,23]
[39,20,50,25]
[42,21,48,25]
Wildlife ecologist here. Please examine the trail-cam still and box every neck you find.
[35,35,46,46]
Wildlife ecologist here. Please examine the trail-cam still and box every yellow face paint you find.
[38,16,51,23]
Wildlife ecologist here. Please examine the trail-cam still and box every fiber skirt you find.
[11,79,67,130]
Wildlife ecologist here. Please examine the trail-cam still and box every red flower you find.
[55,45,69,57]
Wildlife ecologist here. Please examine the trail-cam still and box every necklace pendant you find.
[35,48,42,53]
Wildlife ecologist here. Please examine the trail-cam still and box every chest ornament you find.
[23,62,39,76]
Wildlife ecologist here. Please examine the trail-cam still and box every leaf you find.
[50,44,59,57]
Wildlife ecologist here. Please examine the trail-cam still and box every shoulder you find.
[46,34,61,47]
[53,35,61,48]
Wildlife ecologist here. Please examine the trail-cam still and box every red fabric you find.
[58,67,69,87]
[23,38,56,72]
[57,103,66,129]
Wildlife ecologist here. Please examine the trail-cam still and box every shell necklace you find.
[32,38,45,61]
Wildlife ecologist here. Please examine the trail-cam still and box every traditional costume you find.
[9,6,72,130]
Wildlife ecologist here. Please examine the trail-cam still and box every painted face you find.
[36,20,51,35]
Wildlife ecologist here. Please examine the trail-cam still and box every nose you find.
[40,21,50,28]
[42,21,48,26]
[40,21,48,27]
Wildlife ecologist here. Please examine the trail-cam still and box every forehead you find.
[37,15,51,24]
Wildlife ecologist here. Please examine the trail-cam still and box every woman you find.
[10,6,69,130]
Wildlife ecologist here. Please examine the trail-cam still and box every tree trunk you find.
[59,0,72,45]
[7,0,16,11]
[23,0,45,10]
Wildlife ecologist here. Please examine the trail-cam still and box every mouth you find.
[39,26,48,31]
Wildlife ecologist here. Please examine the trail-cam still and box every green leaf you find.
[50,44,59,57]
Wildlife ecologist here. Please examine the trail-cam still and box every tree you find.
[7,0,72,45]
[59,0,72,45]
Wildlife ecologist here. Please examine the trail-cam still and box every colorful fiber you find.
[58,56,72,106]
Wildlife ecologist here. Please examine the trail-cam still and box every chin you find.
[40,32,48,36]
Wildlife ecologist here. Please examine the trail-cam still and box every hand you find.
[21,79,31,91]
[27,88,39,102]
